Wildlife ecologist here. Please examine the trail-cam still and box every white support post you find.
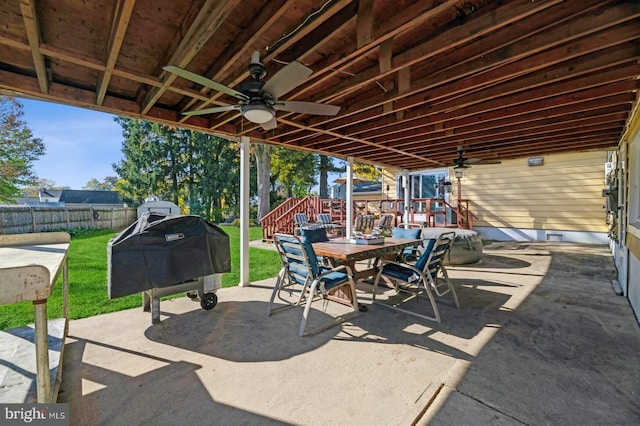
[240,136,250,287]
[403,170,410,227]
[346,157,354,238]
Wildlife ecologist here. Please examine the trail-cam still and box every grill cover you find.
[108,212,231,298]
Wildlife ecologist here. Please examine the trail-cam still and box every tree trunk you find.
[318,155,329,198]
[255,143,271,223]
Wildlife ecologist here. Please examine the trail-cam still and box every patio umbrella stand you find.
[107,212,231,323]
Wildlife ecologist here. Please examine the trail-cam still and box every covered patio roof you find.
[1,0,638,170]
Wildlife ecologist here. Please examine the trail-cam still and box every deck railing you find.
[261,196,474,241]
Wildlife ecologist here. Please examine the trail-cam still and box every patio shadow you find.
[58,337,288,425]
[144,300,340,362]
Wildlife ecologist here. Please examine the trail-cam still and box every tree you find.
[83,178,101,190]
[254,143,271,222]
[20,178,67,197]
[271,147,317,199]
[112,118,177,205]
[83,176,118,191]
[353,162,381,182]
[318,155,344,197]
[0,96,46,203]
[112,117,240,222]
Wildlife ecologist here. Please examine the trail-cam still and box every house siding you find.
[460,151,608,234]
[623,105,640,323]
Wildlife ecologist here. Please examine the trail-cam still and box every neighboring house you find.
[38,188,63,203]
[12,188,64,207]
[330,181,382,201]
[58,190,124,208]
[7,189,124,208]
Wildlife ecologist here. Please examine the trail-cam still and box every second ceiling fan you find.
[164,51,340,130]
[452,145,502,169]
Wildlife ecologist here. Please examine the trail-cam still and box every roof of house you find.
[58,190,122,205]
[40,189,63,198]
[354,182,382,193]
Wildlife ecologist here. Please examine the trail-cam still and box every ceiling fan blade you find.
[164,66,249,101]
[468,158,502,165]
[182,105,240,116]
[275,101,340,116]
[262,61,312,98]
[261,117,278,130]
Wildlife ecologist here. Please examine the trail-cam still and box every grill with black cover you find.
[108,212,231,321]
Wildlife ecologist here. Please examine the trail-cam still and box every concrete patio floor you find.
[57,241,640,425]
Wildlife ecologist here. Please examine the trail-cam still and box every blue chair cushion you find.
[300,227,329,243]
[415,238,437,271]
[275,234,320,279]
[380,263,419,283]
[391,227,421,239]
[317,270,350,291]
[392,227,422,259]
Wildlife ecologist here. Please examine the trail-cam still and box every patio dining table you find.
[312,237,421,282]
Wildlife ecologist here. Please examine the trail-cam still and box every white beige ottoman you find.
[420,228,483,265]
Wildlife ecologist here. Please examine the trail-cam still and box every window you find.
[396,169,449,200]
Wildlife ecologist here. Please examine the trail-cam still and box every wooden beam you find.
[277,0,566,141]
[274,117,442,166]
[356,0,375,48]
[378,38,394,114]
[141,0,241,115]
[19,0,47,93]
[284,6,640,146]
[191,0,354,127]
[177,0,291,117]
[96,0,136,105]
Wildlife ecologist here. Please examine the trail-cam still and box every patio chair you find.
[373,214,394,235]
[268,233,359,336]
[294,212,321,234]
[317,213,338,228]
[299,227,331,266]
[372,231,459,323]
[353,214,376,235]
[391,226,423,263]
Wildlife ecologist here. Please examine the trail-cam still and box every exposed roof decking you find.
[0,0,638,169]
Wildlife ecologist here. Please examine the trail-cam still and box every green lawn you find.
[0,226,280,330]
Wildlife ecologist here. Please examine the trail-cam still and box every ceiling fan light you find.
[242,104,274,124]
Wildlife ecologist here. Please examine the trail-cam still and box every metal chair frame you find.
[268,233,359,336]
[372,232,459,323]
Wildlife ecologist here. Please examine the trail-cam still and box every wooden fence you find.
[0,206,138,235]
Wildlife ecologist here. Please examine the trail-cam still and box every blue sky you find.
[18,97,344,191]
[20,98,123,189]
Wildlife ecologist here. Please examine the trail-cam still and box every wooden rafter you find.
[96,0,136,105]
[193,0,355,128]
[0,0,638,170]
[278,1,639,146]
[141,0,241,115]
[19,0,47,93]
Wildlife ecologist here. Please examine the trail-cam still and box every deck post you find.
[240,136,250,287]
[346,157,354,238]
[402,170,410,227]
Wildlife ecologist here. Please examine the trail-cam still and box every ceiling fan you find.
[452,145,502,169]
[163,51,340,130]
